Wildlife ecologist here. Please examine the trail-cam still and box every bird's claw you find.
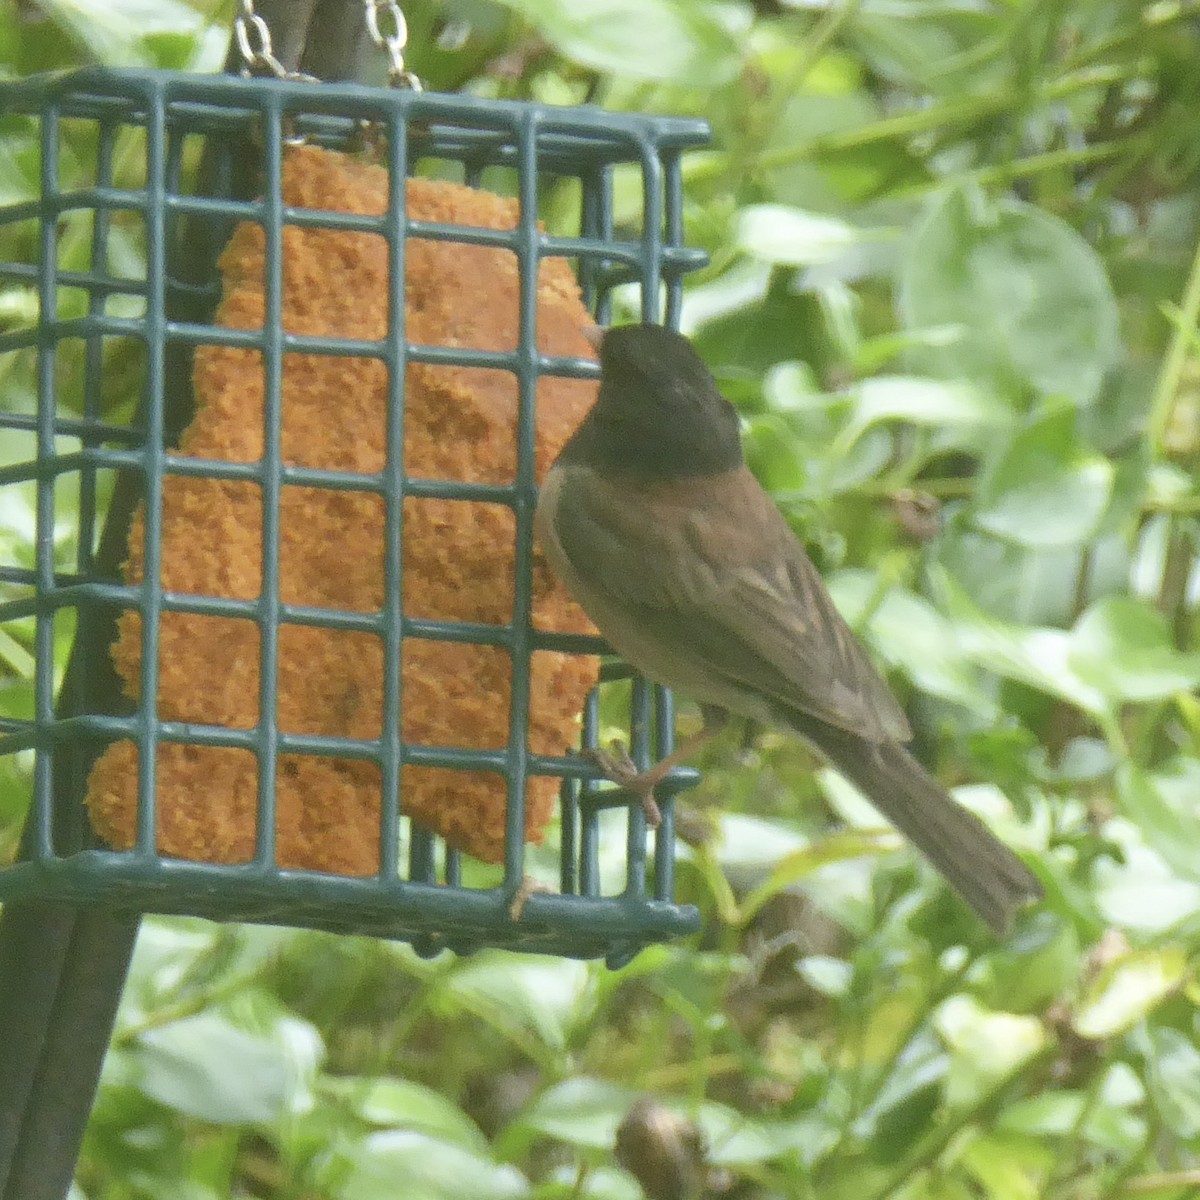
[508,874,555,921]
[584,739,639,785]
[582,741,663,829]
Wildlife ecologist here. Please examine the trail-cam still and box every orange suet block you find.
[86,145,599,871]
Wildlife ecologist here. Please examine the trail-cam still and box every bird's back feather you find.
[539,463,912,743]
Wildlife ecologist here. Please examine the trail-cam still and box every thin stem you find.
[723,0,864,193]
[1063,0,1200,73]
[641,1054,745,1091]
[935,139,1130,196]
[864,1045,1057,1200]
[1148,235,1200,454]
[1122,1168,1200,1194]
[1048,1042,1118,1192]
[567,1160,591,1200]
[850,477,1200,515]
[1096,1109,1165,1200]
[820,951,974,1173]
[113,966,267,1044]
[760,64,1131,173]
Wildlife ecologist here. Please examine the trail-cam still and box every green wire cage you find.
[0,67,711,968]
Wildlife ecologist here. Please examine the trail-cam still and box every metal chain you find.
[233,0,321,146]
[235,0,422,91]
[363,0,423,90]
[233,0,290,78]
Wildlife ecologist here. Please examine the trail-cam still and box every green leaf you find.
[121,919,218,1015]
[960,1131,1050,1200]
[736,204,863,267]
[1177,691,1200,753]
[762,360,824,413]
[444,955,594,1051]
[336,1131,529,1200]
[0,626,34,680]
[828,570,998,718]
[934,995,1047,1106]
[710,812,812,878]
[133,1012,321,1125]
[842,374,1013,439]
[542,1165,642,1200]
[0,132,38,207]
[898,188,1121,404]
[743,412,811,494]
[978,913,1081,1013]
[680,261,773,337]
[515,1078,634,1149]
[997,1092,1088,1137]
[935,522,1094,627]
[869,1080,942,1163]
[695,1101,806,1165]
[33,0,207,67]
[796,956,854,997]
[1072,947,1187,1039]
[851,323,964,374]
[740,829,902,923]
[998,1068,1145,1155]
[1093,827,1200,935]
[762,87,887,208]
[971,409,1114,548]
[338,1078,489,1153]
[935,571,1109,718]
[1069,597,1200,702]
[854,6,1011,96]
[1142,1027,1200,1140]
[1116,760,1200,883]
[491,0,742,84]
[855,1039,949,1155]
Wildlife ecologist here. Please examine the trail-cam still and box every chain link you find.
[363,0,423,90]
[234,0,422,91]
[233,0,291,78]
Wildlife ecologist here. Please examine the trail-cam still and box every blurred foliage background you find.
[3,1,1200,1198]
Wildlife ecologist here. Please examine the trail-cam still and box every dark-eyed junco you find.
[536,322,1042,935]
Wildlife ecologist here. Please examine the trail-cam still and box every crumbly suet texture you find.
[86,145,599,870]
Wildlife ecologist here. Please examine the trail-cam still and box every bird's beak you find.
[580,324,605,352]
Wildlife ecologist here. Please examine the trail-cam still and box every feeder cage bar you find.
[0,68,711,967]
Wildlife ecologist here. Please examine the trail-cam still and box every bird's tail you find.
[816,731,1042,936]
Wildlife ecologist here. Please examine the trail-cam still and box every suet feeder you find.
[0,37,711,966]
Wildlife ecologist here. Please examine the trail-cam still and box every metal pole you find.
[0,5,377,1195]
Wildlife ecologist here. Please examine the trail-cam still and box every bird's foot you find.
[508,874,556,921]
[583,741,663,829]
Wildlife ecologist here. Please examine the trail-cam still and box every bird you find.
[535,322,1042,935]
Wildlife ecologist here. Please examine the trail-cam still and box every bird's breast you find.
[533,465,777,720]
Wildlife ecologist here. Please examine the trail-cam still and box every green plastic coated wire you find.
[0,68,710,967]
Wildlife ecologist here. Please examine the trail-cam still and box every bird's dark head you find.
[560,323,743,479]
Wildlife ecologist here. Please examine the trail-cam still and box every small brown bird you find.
[536,323,1042,935]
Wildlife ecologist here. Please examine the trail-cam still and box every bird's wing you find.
[546,465,912,743]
